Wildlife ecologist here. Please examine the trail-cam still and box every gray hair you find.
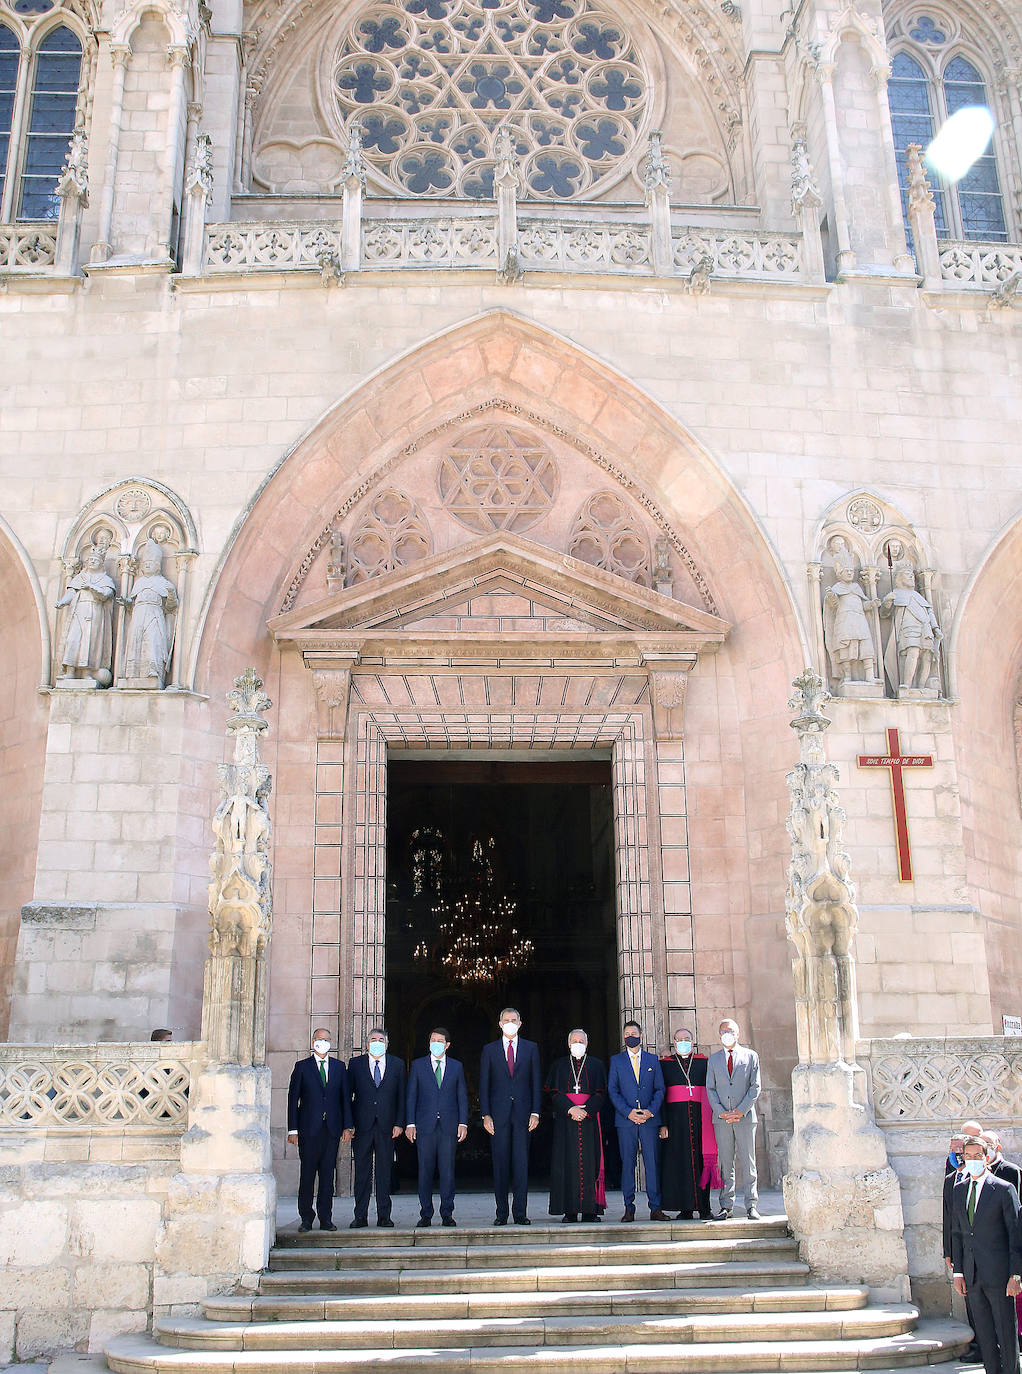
[367,1027,388,1043]
[567,1028,588,1046]
[499,1007,521,1021]
[719,1018,739,1034]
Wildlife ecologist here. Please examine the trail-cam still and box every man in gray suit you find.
[705,1017,761,1220]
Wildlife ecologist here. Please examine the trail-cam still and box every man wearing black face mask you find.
[608,1020,667,1222]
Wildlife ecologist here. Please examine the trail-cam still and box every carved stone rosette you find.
[201,668,274,1066]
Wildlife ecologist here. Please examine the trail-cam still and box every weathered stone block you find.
[86,1309,149,1352]
[73,1262,149,1310]
[15,1309,90,1359]
[69,1199,161,1263]
[0,1200,69,1265]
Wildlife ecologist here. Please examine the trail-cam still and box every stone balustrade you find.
[938,241,1022,287]
[0,1042,197,1131]
[862,1035,1022,1125]
[0,223,58,271]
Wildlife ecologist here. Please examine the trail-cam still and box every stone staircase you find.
[105,1212,970,1373]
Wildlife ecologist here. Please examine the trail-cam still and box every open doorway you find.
[385,757,619,1188]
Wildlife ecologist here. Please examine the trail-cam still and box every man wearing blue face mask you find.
[405,1028,468,1227]
[952,1134,1022,1374]
[344,1027,406,1229]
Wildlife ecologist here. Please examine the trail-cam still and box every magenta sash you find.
[664,1082,723,1191]
[566,1091,606,1208]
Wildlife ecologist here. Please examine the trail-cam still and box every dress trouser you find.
[712,1114,758,1212]
[352,1121,395,1222]
[616,1120,661,1211]
[416,1126,457,1220]
[971,1282,1022,1374]
[297,1121,340,1226]
[492,1118,531,1221]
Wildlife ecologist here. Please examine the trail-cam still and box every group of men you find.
[942,1121,1022,1374]
[287,1010,762,1231]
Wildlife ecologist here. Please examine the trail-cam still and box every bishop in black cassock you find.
[659,1028,721,1220]
[544,1031,607,1222]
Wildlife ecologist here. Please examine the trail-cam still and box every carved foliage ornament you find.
[438,424,557,534]
[326,0,650,201]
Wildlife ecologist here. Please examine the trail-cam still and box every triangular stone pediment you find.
[269,533,729,656]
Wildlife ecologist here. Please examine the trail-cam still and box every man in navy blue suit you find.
[287,1027,352,1232]
[343,1026,406,1229]
[479,1006,541,1226]
[608,1018,668,1222]
[405,1027,468,1227]
[952,1133,1022,1374]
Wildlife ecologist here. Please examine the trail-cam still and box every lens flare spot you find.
[925,105,995,183]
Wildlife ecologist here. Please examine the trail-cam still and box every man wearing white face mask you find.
[544,1029,607,1223]
[344,1027,406,1229]
[287,1028,352,1233]
[480,1007,541,1225]
[952,1135,1022,1374]
[705,1017,761,1221]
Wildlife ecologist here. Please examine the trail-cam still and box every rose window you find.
[329,0,650,200]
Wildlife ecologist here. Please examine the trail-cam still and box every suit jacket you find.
[608,1049,666,1129]
[952,1171,1022,1289]
[943,1166,963,1260]
[479,1037,541,1126]
[706,1044,761,1123]
[992,1158,1022,1201]
[287,1054,352,1138]
[406,1055,468,1135]
[348,1052,406,1133]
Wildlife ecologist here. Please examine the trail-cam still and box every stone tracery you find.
[568,490,651,585]
[347,488,433,582]
[437,423,557,533]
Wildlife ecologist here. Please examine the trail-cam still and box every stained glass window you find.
[330,0,649,200]
[0,26,18,210]
[18,25,80,220]
[887,45,1007,244]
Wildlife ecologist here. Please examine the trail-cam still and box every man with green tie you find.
[952,1134,1022,1374]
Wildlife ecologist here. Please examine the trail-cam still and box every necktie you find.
[435,1061,442,1088]
[968,1180,977,1225]
[373,1061,381,1088]
[631,1052,640,1083]
[319,1059,327,1088]
[507,1041,515,1076]
[727,1052,734,1077]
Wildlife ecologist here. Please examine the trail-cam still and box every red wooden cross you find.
[856,727,934,882]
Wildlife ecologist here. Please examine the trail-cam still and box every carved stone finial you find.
[226,666,272,736]
[342,121,367,189]
[185,131,214,199]
[56,125,89,206]
[653,536,672,594]
[643,130,671,200]
[790,125,822,212]
[905,143,934,213]
[788,666,831,740]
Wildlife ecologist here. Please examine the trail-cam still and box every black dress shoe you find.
[561,1214,578,1223]
[349,1218,368,1229]
[621,1207,635,1223]
[416,1218,431,1228]
[514,1217,531,1225]
[298,1223,312,1233]
[442,1217,456,1227]
[320,1222,338,1231]
[494,1216,508,1226]
[581,1213,598,1222]
[649,1210,669,1221]
[377,1219,394,1228]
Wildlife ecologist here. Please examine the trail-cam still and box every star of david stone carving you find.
[437,425,558,534]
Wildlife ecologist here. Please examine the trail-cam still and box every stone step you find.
[203,1282,869,1324]
[272,1217,790,1248]
[266,1236,798,1271]
[154,1303,920,1351]
[257,1258,813,1295]
[105,1318,972,1373]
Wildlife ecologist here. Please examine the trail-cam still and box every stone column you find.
[814,59,856,273]
[643,131,673,277]
[180,132,213,276]
[905,144,942,290]
[339,121,365,274]
[781,668,910,1302]
[54,125,89,276]
[156,668,277,1303]
[494,122,521,283]
[91,43,131,263]
[156,45,190,259]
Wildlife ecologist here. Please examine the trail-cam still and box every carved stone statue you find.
[122,539,179,687]
[823,549,876,686]
[880,565,941,692]
[55,543,117,687]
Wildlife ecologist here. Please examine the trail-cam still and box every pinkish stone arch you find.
[195,309,805,1100]
[0,517,49,1038]
[951,516,1022,1027]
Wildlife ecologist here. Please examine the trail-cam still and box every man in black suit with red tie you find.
[287,1027,352,1233]
[952,1134,1022,1374]
[344,1026,406,1229]
[479,1006,541,1226]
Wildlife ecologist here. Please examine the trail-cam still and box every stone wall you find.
[863,1035,1022,1313]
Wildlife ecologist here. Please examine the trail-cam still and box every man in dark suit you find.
[944,1131,980,1363]
[287,1027,352,1233]
[480,1006,542,1226]
[952,1134,1022,1374]
[608,1018,667,1222]
[987,1132,1022,1201]
[343,1026,406,1229]
[405,1027,468,1227]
